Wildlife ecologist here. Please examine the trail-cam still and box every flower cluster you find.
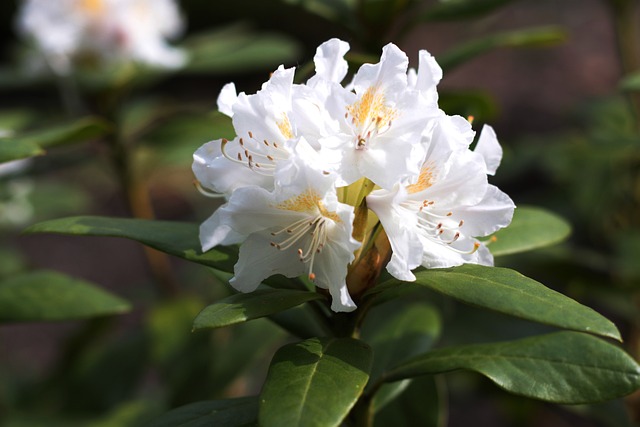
[193,39,515,312]
[16,0,186,73]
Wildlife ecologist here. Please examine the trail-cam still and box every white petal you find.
[352,43,408,97]
[308,38,350,85]
[415,50,443,91]
[313,238,357,312]
[456,185,515,237]
[474,124,503,175]
[192,139,272,196]
[367,187,423,281]
[230,234,306,292]
[217,83,238,117]
[199,208,244,252]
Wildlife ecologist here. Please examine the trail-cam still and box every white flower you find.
[318,42,440,190]
[192,66,302,197]
[367,116,515,281]
[195,38,515,311]
[201,148,361,312]
[16,0,186,72]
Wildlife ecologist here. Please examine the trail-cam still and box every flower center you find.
[277,113,295,140]
[405,200,480,254]
[270,191,341,280]
[79,0,105,16]
[406,164,435,194]
[346,86,397,149]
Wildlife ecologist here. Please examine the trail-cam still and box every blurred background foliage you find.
[0,0,639,426]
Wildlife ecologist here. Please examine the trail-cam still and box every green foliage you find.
[419,0,515,21]
[259,337,372,427]
[182,26,301,74]
[193,289,326,330]
[24,216,238,273]
[384,331,640,404]
[0,117,111,163]
[488,206,571,256]
[438,26,567,71]
[146,397,259,427]
[408,265,619,340]
[0,271,130,322]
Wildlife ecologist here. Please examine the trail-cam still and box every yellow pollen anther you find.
[467,115,475,124]
[309,272,316,281]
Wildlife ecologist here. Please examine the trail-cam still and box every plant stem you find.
[110,128,180,298]
[608,0,640,128]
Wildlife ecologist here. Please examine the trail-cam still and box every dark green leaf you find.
[438,27,566,71]
[361,300,441,413]
[15,116,111,149]
[259,337,372,427]
[0,138,43,163]
[183,27,300,74]
[489,206,571,256]
[193,289,325,330]
[0,271,130,322]
[362,301,441,383]
[410,264,621,341]
[268,303,333,338]
[24,216,238,273]
[374,376,446,427]
[384,332,640,404]
[420,0,514,21]
[147,397,259,427]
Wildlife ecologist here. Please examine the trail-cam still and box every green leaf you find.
[409,264,621,341]
[268,304,333,338]
[489,206,571,256]
[361,300,442,413]
[24,216,238,273]
[0,271,130,322]
[183,26,300,74]
[438,27,566,71]
[15,116,111,149]
[147,397,259,427]
[193,289,326,330]
[0,138,43,163]
[374,376,446,427]
[420,0,514,21]
[620,71,640,91]
[384,332,640,404]
[0,117,111,163]
[259,337,372,427]
[362,300,441,383]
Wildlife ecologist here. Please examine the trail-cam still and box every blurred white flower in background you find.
[16,0,187,73]
[0,159,34,227]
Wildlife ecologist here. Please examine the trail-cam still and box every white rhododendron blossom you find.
[16,0,186,72]
[194,38,515,312]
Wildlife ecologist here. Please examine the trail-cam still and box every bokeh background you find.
[0,0,639,426]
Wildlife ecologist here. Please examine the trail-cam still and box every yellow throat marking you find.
[277,190,341,223]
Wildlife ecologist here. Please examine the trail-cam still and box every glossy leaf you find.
[384,332,640,404]
[489,206,571,256]
[0,271,130,322]
[438,27,566,71]
[361,300,442,412]
[193,289,325,330]
[148,397,259,427]
[420,0,514,21]
[25,216,238,273]
[411,264,621,340]
[374,376,445,427]
[362,301,441,384]
[259,337,372,427]
[268,303,334,338]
